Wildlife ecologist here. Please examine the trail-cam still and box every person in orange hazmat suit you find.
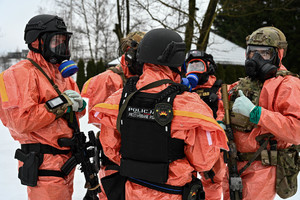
[0,14,86,200]
[182,49,226,200]
[222,26,300,200]
[90,28,229,200]
[81,31,145,199]
[81,31,145,126]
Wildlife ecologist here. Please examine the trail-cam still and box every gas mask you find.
[245,45,278,82]
[125,40,143,75]
[185,59,210,88]
[41,32,78,77]
[41,32,72,65]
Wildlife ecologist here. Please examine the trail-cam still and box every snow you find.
[0,99,299,199]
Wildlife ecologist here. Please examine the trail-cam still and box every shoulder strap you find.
[238,134,274,176]
[211,79,223,94]
[27,58,61,95]
[108,64,127,85]
[116,79,175,132]
[27,58,78,128]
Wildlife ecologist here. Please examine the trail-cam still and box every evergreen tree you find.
[96,58,106,75]
[215,64,225,82]
[86,59,96,80]
[224,65,237,84]
[76,59,86,91]
[213,0,300,74]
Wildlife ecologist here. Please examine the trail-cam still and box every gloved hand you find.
[232,90,255,117]
[63,90,83,112]
[217,121,226,131]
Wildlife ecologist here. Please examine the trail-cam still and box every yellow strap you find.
[82,78,92,94]
[173,110,221,128]
[95,103,222,129]
[0,72,9,102]
[94,103,119,110]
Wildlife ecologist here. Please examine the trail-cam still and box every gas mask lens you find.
[49,33,71,56]
[186,59,207,74]
[246,45,276,61]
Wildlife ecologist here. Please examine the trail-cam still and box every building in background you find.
[0,49,29,72]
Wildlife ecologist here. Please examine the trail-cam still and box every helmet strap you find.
[28,43,41,54]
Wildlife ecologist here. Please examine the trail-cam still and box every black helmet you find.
[24,14,71,44]
[24,14,72,64]
[136,28,186,68]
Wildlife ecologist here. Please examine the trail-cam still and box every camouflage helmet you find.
[246,26,288,57]
[120,31,145,53]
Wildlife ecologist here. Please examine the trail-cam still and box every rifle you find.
[221,84,243,200]
[58,111,101,200]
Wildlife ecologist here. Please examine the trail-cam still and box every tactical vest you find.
[118,77,186,184]
[229,71,299,132]
[192,79,222,119]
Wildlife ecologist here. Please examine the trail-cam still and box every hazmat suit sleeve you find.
[216,88,225,121]
[81,70,123,125]
[258,76,300,144]
[91,89,124,164]
[171,92,229,172]
[0,67,57,133]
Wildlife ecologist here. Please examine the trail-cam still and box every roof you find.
[206,32,246,66]
[108,32,246,66]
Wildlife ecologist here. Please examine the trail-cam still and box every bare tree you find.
[133,0,221,51]
[185,0,196,52]
[197,0,218,50]
[54,0,116,62]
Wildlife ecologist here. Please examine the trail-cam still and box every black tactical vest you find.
[192,79,222,119]
[118,77,187,183]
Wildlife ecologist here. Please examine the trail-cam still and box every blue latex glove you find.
[64,90,83,112]
[232,90,255,117]
[181,78,192,91]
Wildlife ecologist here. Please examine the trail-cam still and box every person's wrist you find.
[249,106,261,124]
[77,100,86,112]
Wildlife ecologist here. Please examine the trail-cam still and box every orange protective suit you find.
[91,64,229,200]
[0,46,85,200]
[81,55,134,125]
[192,75,226,200]
[81,55,135,199]
[222,61,300,199]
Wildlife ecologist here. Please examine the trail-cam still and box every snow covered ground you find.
[0,99,299,199]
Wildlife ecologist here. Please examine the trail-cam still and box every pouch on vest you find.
[276,146,300,199]
[101,172,126,200]
[182,176,205,200]
[15,149,43,187]
[229,100,256,132]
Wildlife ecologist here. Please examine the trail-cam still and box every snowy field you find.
[0,99,299,199]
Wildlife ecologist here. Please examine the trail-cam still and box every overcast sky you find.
[0,0,52,55]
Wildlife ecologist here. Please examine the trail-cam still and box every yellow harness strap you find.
[0,72,9,102]
[95,103,222,129]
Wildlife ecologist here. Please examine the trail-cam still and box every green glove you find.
[232,90,255,117]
